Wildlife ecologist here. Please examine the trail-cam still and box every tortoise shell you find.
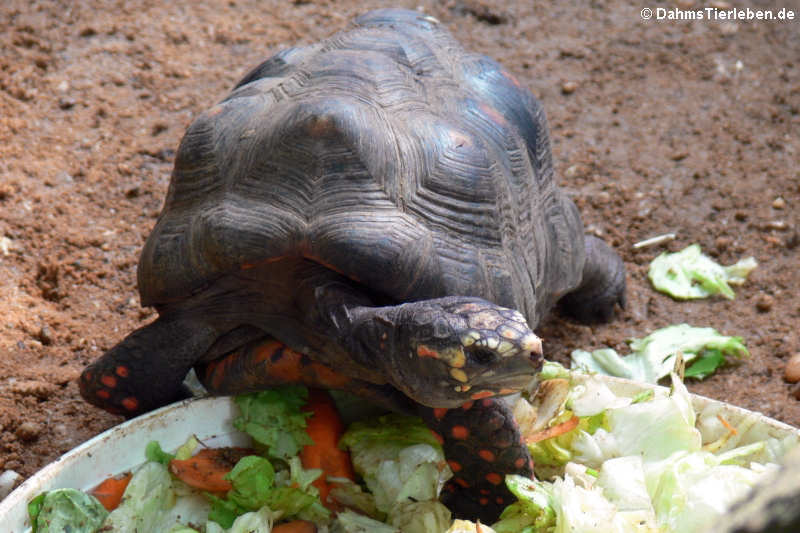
[138,8,585,326]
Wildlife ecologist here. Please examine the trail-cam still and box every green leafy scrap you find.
[648,244,757,300]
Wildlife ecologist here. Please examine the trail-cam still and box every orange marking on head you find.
[96,389,110,400]
[479,497,489,506]
[496,496,505,505]
[451,425,469,439]
[514,457,526,468]
[433,407,449,420]
[486,472,503,486]
[447,460,463,472]
[471,390,495,400]
[454,477,470,488]
[100,375,117,388]
[461,401,474,410]
[481,398,495,407]
[431,430,445,445]
[479,449,496,462]
[115,366,130,378]
[121,397,139,411]
[416,345,440,359]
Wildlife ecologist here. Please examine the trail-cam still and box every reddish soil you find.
[1,0,798,490]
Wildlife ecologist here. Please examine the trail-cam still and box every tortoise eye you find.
[471,347,496,364]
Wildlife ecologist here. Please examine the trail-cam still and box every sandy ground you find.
[1,0,798,493]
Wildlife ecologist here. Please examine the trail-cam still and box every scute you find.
[138,9,585,323]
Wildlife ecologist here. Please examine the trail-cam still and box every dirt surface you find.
[1,0,798,489]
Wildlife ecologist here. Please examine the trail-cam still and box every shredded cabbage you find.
[572,324,749,383]
[648,243,757,300]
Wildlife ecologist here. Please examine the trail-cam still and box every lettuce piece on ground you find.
[29,488,108,533]
[648,243,757,300]
[233,387,312,461]
[571,324,749,383]
[340,414,451,513]
[102,461,175,531]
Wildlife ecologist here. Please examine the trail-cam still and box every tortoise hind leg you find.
[79,317,218,417]
[417,398,534,523]
[558,235,626,323]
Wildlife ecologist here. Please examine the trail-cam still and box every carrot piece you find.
[273,520,318,533]
[525,415,580,444]
[717,413,738,435]
[169,447,255,493]
[91,473,132,511]
[300,389,355,508]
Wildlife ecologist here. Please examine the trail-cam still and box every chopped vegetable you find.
[340,414,451,514]
[526,416,580,444]
[90,473,132,511]
[102,461,176,531]
[300,389,356,507]
[387,500,452,533]
[446,519,498,533]
[234,387,313,460]
[28,488,108,533]
[333,509,399,532]
[169,447,254,493]
[272,520,317,533]
[24,370,797,533]
[648,243,757,300]
[571,324,749,383]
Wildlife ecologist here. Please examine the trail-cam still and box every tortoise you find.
[79,8,626,523]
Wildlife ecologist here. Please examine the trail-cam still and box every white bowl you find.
[0,377,798,532]
[0,396,250,533]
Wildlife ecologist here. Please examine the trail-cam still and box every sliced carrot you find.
[300,388,355,508]
[169,447,255,493]
[525,415,580,444]
[717,413,738,435]
[273,520,318,533]
[91,473,132,511]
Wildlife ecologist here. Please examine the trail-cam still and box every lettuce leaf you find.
[648,243,756,300]
[28,488,108,533]
[233,387,313,461]
[102,461,175,531]
[387,500,452,533]
[571,324,749,383]
[340,414,451,513]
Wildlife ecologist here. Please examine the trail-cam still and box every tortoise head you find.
[379,297,543,408]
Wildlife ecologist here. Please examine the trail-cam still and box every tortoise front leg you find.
[417,398,534,523]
